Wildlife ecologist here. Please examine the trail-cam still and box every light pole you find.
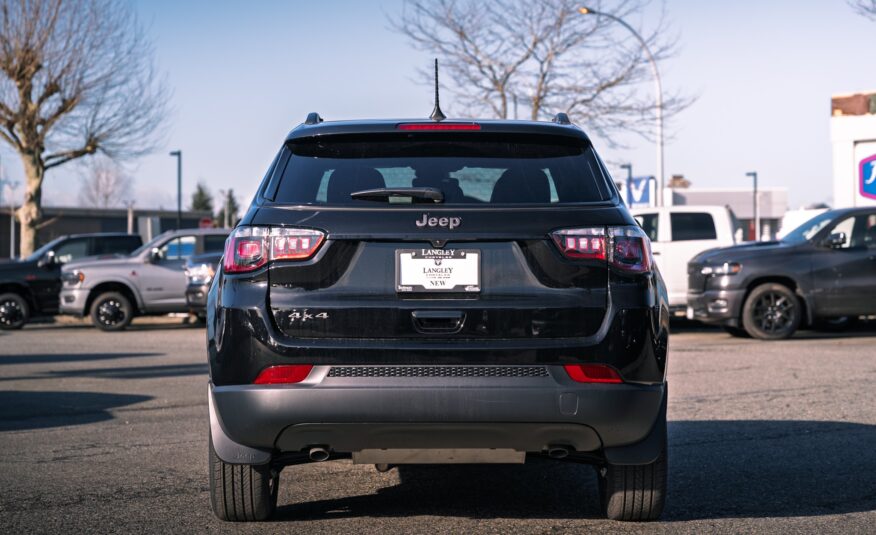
[578,6,664,207]
[746,171,759,241]
[620,163,632,205]
[169,150,182,230]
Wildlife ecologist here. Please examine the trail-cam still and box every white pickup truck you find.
[631,205,739,315]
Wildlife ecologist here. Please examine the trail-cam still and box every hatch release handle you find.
[411,310,465,334]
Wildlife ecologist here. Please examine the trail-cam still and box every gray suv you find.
[60,228,229,330]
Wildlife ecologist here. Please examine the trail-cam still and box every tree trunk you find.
[17,152,45,258]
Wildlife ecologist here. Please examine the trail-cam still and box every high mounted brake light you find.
[551,225,652,274]
[397,123,481,131]
[223,227,325,273]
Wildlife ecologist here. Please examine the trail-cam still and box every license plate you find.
[396,249,480,293]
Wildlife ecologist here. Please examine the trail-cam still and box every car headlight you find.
[62,270,85,284]
[700,262,742,276]
[186,264,215,285]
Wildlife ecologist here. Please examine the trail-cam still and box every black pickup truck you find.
[0,233,142,329]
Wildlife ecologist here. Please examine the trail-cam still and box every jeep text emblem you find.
[416,213,461,230]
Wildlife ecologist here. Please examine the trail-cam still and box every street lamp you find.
[578,6,665,207]
[746,171,759,241]
[169,150,182,230]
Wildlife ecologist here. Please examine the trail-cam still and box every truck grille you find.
[327,365,549,378]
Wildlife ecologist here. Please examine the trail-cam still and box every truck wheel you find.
[90,292,133,331]
[598,429,667,521]
[0,293,29,330]
[741,283,801,340]
[209,436,278,521]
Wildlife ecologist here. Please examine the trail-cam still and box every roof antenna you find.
[429,58,446,122]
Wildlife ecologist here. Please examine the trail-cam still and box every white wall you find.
[831,113,876,208]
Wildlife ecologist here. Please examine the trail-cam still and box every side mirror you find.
[37,250,56,268]
[825,232,847,248]
[149,248,162,263]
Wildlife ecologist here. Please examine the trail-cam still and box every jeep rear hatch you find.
[242,132,635,341]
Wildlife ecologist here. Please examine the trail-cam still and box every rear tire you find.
[0,292,30,330]
[90,292,133,331]
[209,436,278,522]
[741,283,801,340]
[598,424,667,521]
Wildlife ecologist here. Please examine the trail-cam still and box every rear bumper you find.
[209,366,666,464]
[687,288,746,325]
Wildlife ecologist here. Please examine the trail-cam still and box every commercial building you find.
[831,91,876,208]
[668,187,788,241]
[0,206,214,259]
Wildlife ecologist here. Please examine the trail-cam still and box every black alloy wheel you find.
[741,283,801,340]
[0,293,29,330]
[90,292,133,331]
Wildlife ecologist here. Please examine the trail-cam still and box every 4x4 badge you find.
[288,309,329,323]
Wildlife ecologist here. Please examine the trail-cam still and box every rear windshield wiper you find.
[350,187,444,204]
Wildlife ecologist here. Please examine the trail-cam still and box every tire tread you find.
[208,436,277,521]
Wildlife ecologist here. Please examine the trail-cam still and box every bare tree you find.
[78,158,131,208]
[0,0,168,256]
[390,0,691,144]
[849,0,876,19]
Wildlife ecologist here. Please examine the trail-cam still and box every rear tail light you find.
[223,226,325,273]
[253,365,314,384]
[563,364,624,384]
[551,227,606,260]
[551,225,652,274]
[608,226,652,273]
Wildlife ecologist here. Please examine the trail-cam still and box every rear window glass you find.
[670,212,717,241]
[93,236,141,255]
[271,135,612,205]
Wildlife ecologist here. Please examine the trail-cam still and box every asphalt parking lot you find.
[1,319,875,534]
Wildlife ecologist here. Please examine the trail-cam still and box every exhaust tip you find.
[547,446,571,459]
[308,446,330,462]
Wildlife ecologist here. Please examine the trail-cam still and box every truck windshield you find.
[24,237,66,262]
[781,211,835,244]
[272,134,614,205]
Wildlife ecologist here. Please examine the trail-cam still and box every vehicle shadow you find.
[0,363,207,382]
[15,317,204,332]
[276,420,876,521]
[0,352,162,366]
[0,390,152,432]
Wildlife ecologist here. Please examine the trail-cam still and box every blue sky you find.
[1,0,874,211]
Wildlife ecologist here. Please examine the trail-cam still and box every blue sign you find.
[627,176,652,207]
[861,154,876,201]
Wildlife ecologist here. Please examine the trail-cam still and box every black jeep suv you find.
[207,115,669,522]
[0,233,142,329]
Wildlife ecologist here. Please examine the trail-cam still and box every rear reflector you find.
[397,123,481,131]
[563,364,623,384]
[253,365,314,384]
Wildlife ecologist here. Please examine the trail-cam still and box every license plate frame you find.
[395,248,480,293]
